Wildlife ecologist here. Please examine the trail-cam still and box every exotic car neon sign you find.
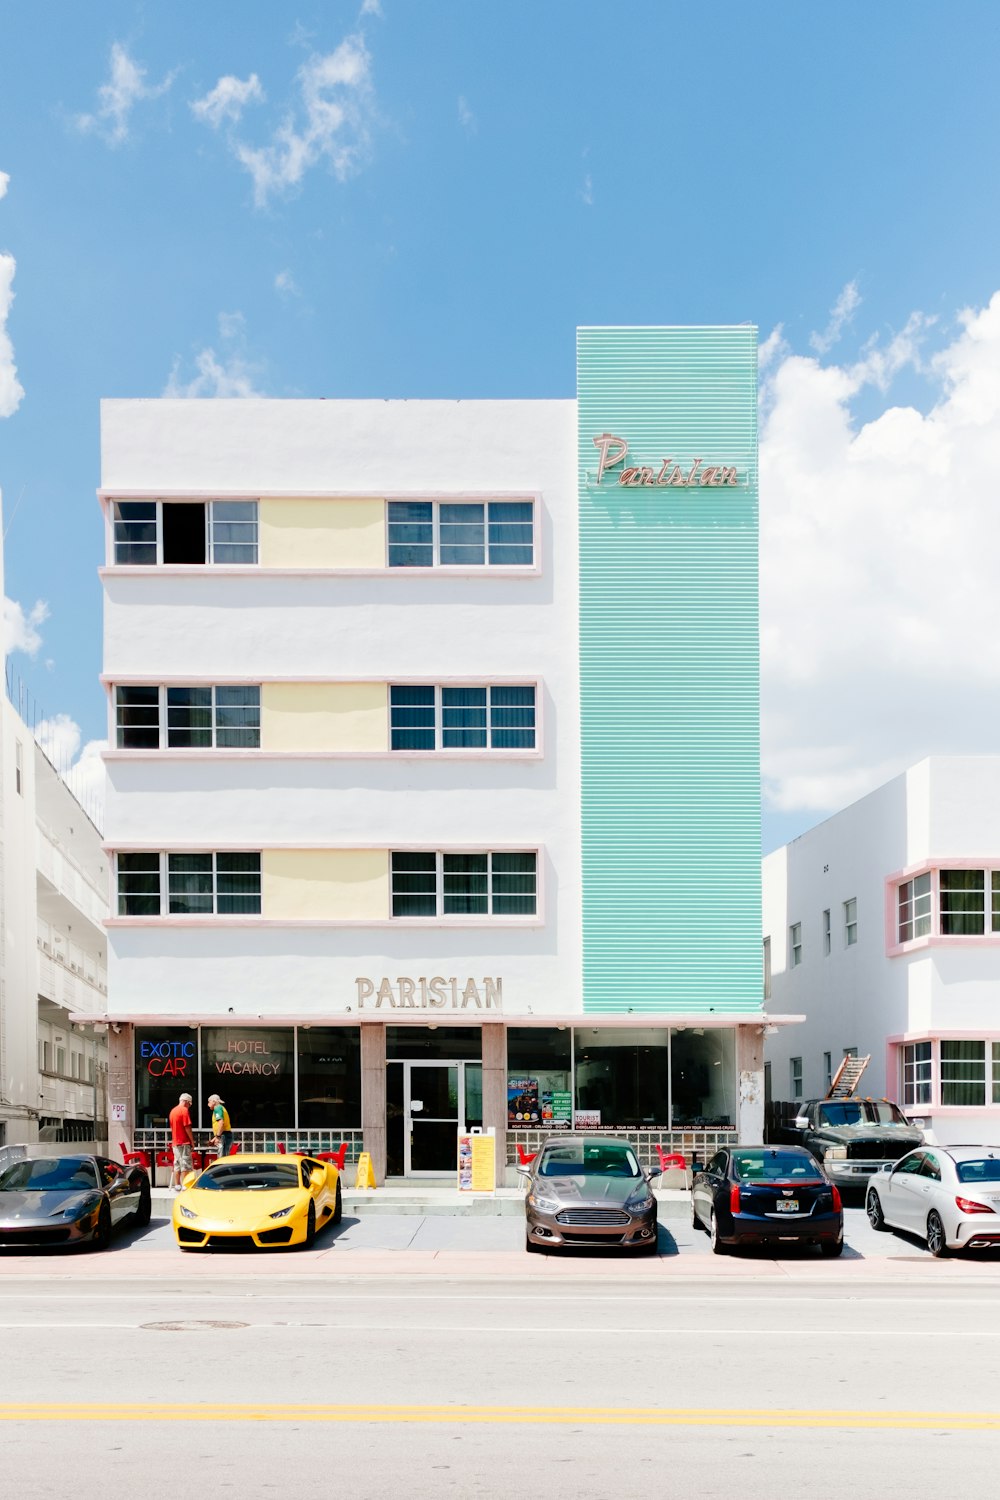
[592,433,740,489]
[140,1038,194,1078]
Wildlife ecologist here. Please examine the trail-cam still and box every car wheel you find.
[820,1238,844,1257]
[132,1179,151,1228]
[691,1200,702,1230]
[303,1201,316,1250]
[92,1202,111,1252]
[866,1190,887,1232]
[525,1231,542,1254]
[709,1210,728,1255]
[331,1180,343,1226]
[927,1210,949,1258]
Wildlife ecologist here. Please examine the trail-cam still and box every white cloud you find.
[581,172,594,207]
[190,73,265,129]
[274,269,299,296]
[760,287,1000,821]
[810,279,861,355]
[34,715,106,829]
[3,597,48,656]
[360,0,382,15]
[0,171,9,200]
[0,253,24,418]
[195,36,375,207]
[76,43,174,146]
[758,324,787,372]
[458,96,476,134]
[164,311,264,397]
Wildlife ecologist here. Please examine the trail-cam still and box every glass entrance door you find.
[403,1061,480,1175]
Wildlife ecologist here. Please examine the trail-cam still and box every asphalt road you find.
[3,1215,1000,1500]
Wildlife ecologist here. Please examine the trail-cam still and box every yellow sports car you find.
[172,1152,342,1250]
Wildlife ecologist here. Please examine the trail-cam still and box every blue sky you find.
[3,1,1000,846]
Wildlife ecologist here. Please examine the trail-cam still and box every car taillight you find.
[831,1185,842,1213]
[956,1196,995,1215]
[730,1183,741,1214]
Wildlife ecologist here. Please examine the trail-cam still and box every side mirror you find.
[310,1166,327,1186]
[793,1116,810,1130]
[516,1165,532,1179]
[182,1171,198,1189]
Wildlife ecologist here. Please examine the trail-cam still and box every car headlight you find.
[527,1193,561,1214]
[824,1146,847,1159]
[178,1204,198,1221]
[269,1205,295,1220]
[625,1192,655,1213]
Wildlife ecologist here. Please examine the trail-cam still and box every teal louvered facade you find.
[577,327,762,1015]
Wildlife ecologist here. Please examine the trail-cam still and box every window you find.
[762,937,771,1001]
[387,500,534,568]
[389,685,536,751]
[941,1039,987,1106]
[822,908,831,956]
[844,897,858,946]
[901,1041,932,1107]
[115,686,261,749]
[117,853,261,916]
[55,1047,66,1077]
[898,872,932,943]
[390,851,537,918]
[823,1051,832,1092]
[112,500,258,566]
[789,922,802,967]
[14,739,22,796]
[40,1041,51,1073]
[790,1057,803,1101]
[940,869,985,936]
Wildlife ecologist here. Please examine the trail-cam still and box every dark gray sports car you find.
[0,1154,151,1249]
[521,1136,659,1253]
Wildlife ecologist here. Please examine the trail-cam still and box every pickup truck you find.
[780,1098,924,1187]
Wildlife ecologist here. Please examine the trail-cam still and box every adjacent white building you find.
[764,756,1000,1145]
[0,685,109,1150]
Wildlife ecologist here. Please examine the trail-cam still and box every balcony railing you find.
[36,822,107,926]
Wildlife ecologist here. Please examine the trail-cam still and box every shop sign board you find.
[546,1090,572,1128]
[574,1110,601,1129]
[458,1129,496,1194]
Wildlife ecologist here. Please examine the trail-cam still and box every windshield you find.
[0,1158,99,1192]
[818,1101,907,1126]
[193,1161,305,1192]
[956,1159,1000,1184]
[733,1151,819,1181]
[538,1144,641,1179]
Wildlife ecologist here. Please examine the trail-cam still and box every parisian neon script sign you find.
[592,433,740,489]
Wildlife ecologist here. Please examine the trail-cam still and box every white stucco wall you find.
[102,399,583,1024]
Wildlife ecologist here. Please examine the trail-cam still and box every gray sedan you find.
[520,1136,658,1253]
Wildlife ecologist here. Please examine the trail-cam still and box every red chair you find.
[120,1141,150,1171]
[655,1146,686,1174]
[229,1143,241,1155]
[193,1149,216,1170]
[314,1144,348,1172]
[276,1142,287,1155]
[516,1144,537,1167]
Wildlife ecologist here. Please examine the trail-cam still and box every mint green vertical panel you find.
[577,327,761,1015]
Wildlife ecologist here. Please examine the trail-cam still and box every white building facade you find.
[764,756,1000,1146]
[0,692,109,1150]
[97,328,784,1181]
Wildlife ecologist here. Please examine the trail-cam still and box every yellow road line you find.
[0,1404,997,1429]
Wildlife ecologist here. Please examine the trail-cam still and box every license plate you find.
[774,1200,799,1213]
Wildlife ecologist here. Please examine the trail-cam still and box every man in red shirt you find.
[168,1092,195,1191]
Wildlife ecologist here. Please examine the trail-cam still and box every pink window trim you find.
[885,860,1000,956]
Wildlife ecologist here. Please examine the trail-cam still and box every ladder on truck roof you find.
[826,1053,871,1099]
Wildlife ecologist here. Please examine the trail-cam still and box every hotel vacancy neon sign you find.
[591,433,740,489]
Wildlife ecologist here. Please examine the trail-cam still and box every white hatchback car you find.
[866,1145,1000,1256]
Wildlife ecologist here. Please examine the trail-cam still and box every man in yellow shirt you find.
[208,1094,233,1158]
